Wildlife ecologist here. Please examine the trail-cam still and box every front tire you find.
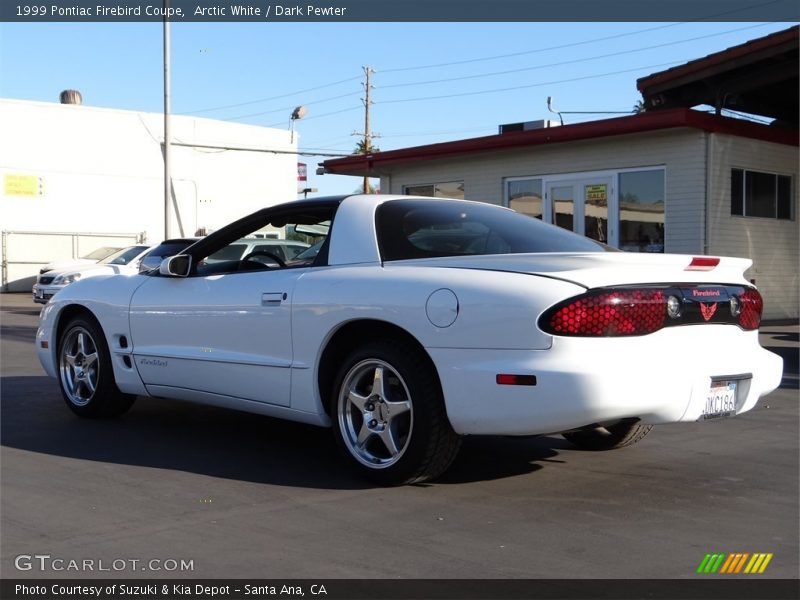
[58,316,136,418]
[331,339,461,485]
[562,419,652,450]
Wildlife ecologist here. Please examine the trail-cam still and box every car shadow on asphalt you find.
[1,376,566,489]
[436,436,566,485]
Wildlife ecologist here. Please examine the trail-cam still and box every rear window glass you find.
[376,199,606,261]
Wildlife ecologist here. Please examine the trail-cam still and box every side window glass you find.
[192,210,334,277]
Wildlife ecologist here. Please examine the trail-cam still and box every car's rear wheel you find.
[58,316,136,418]
[562,419,652,450]
[331,339,461,485]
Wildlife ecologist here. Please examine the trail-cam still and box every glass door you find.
[545,177,614,245]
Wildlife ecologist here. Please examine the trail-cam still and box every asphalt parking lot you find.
[1,292,798,580]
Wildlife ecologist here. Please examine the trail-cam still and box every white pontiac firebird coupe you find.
[37,195,782,484]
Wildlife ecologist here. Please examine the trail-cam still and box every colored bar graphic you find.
[758,554,773,573]
[698,552,773,574]
[710,554,725,573]
[723,553,740,574]
[734,553,749,573]
[746,554,764,573]
[696,554,712,574]
[719,554,736,573]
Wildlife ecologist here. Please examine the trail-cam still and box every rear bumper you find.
[428,326,783,436]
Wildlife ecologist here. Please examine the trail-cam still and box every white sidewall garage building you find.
[1,98,298,291]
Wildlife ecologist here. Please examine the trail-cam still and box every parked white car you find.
[39,246,122,275]
[204,238,310,266]
[36,195,782,485]
[33,245,150,304]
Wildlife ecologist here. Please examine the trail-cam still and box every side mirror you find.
[159,254,192,277]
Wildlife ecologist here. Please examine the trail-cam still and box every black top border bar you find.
[2,0,799,22]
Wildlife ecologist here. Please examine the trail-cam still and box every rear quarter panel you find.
[289,264,582,414]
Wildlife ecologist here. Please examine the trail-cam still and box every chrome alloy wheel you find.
[59,327,100,406]
[337,359,413,469]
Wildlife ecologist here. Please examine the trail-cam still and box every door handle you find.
[261,292,285,305]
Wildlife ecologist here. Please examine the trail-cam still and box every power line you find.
[377,60,686,105]
[378,23,777,90]
[264,105,362,128]
[181,20,790,131]
[378,0,786,73]
[181,74,362,115]
[223,89,362,121]
[379,24,685,73]
[170,140,351,157]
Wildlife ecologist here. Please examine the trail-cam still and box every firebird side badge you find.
[700,302,718,321]
[139,358,168,367]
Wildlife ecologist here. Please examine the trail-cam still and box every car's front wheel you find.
[562,419,652,450]
[58,316,136,418]
[331,339,461,485]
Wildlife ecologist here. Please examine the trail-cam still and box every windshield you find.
[81,246,121,260]
[376,199,607,261]
[99,246,149,265]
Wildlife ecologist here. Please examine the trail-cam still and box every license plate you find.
[701,380,738,420]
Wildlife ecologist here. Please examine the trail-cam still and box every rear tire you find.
[331,339,461,485]
[562,419,652,450]
[58,316,136,418]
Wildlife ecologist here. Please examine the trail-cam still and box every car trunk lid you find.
[391,252,752,288]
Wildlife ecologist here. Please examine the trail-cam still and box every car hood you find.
[388,252,753,289]
[47,262,141,279]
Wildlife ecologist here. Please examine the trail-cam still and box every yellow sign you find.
[4,174,45,197]
[585,184,607,203]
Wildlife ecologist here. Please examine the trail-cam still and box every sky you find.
[0,20,794,196]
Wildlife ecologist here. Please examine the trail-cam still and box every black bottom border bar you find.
[3,579,799,600]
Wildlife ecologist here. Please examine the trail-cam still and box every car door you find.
[129,267,302,406]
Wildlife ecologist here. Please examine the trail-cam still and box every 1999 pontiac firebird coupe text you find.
[37,195,782,485]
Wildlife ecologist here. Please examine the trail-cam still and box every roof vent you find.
[499,119,559,134]
[59,89,83,105]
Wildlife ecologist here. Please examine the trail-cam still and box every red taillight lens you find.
[738,289,763,330]
[543,289,666,337]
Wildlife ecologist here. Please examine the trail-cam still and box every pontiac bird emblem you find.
[700,302,718,321]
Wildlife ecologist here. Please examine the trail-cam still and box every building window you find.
[405,181,465,200]
[506,178,543,219]
[618,169,665,253]
[731,169,792,220]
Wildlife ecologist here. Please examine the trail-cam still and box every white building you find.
[1,97,298,291]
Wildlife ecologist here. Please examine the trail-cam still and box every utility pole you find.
[353,66,377,194]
